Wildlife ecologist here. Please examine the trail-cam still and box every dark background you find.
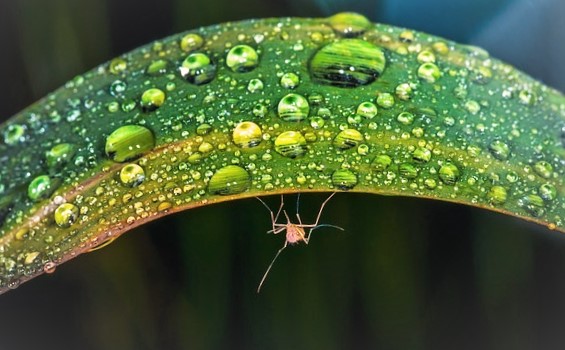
[0,0,564,349]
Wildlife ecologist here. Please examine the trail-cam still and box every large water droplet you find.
[372,155,392,171]
[438,163,460,185]
[356,102,378,119]
[412,147,431,163]
[533,161,553,179]
[179,53,216,85]
[309,39,386,88]
[417,63,441,83]
[54,203,79,228]
[488,140,510,160]
[208,165,251,195]
[519,194,545,217]
[3,124,25,145]
[140,88,166,112]
[327,12,371,37]
[487,186,508,205]
[180,33,204,52]
[333,129,363,149]
[119,164,145,187]
[277,93,310,121]
[331,169,358,190]
[46,143,76,169]
[233,122,263,148]
[274,131,307,158]
[105,125,155,163]
[226,45,259,73]
[28,175,55,201]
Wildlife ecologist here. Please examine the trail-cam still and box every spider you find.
[255,192,344,293]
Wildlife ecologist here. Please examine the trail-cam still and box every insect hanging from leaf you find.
[255,192,344,293]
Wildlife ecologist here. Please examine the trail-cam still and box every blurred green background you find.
[0,0,564,349]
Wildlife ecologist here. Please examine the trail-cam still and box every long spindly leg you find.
[305,223,345,243]
[256,196,284,234]
[296,192,337,229]
[295,193,303,226]
[257,241,288,293]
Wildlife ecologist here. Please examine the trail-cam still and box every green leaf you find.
[0,12,564,293]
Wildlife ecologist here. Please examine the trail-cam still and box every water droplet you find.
[232,121,262,148]
[24,252,40,265]
[196,123,212,135]
[140,88,166,112]
[208,165,251,195]
[3,124,25,145]
[417,63,441,83]
[372,155,392,171]
[105,125,156,163]
[356,102,378,119]
[280,72,300,89]
[247,78,264,92]
[146,59,169,76]
[309,39,386,88]
[226,45,259,73]
[179,52,216,85]
[54,203,79,228]
[417,50,436,63]
[533,161,553,179]
[43,262,57,274]
[518,89,536,106]
[518,194,545,217]
[438,163,460,185]
[424,178,437,189]
[45,143,75,169]
[376,93,395,108]
[28,175,54,201]
[333,129,363,150]
[331,169,358,190]
[119,164,145,187]
[109,80,127,97]
[109,58,127,74]
[412,147,431,163]
[277,93,310,121]
[274,131,307,158]
[539,183,557,201]
[399,163,418,179]
[487,186,507,205]
[310,116,325,129]
[395,83,413,100]
[488,140,510,160]
[397,111,414,125]
[180,33,204,52]
[327,12,371,37]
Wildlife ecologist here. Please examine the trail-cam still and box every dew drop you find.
[372,154,392,171]
[208,165,251,195]
[226,45,259,73]
[280,72,300,89]
[533,161,553,179]
[119,164,146,187]
[247,78,264,93]
[397,111,414,125]
[356,102,378,119]
[488,140,510,160]
[140,88,166,112]
[438,163,460,185]
[519,194,545,217]
[277,93,310,121]
[331,169,358,190]
[518,89,537,106]
[333,129,363,150]
[24,252,40,265]
[180,52,216,85]
[146,59,169,76]
[54,203,79,228]
[539,183,557,201]
[46,143,76,169]
[232,121,263,148]
[412,147,431,163]
[109,58,127,74]
[417,62,441,83]
[274,131,307,158]
[309,39,386,88]
[28,175,54,201]
[43,262,57,274]
[3,124,25,145]
[105,125,156,163]
[399,163,418,179]
[180,33,204,52]
[487,186,508,205]
[417,50,436,63]
[109,80,127,97]
[395,83,413,100]
[376,93,395,109]
[327,12,371,37]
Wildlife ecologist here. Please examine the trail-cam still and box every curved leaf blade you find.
[0,13,564,293]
